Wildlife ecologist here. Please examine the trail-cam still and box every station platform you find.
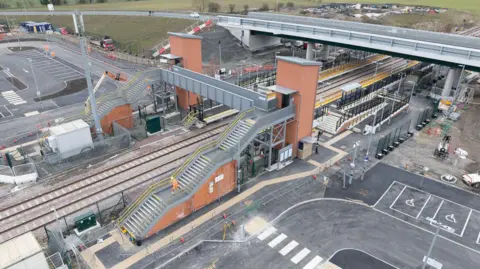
[318,54,389,82]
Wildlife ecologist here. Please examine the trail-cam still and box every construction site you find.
[1,6,480,269]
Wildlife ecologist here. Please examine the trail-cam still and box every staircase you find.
[181,111,199,129]
[219,121,252,150]
[152,20,213,57]
[117,105,295,242]
[81,70,155,125]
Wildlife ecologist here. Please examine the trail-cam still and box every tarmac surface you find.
[0,41,140,147]
[158,162,480,269]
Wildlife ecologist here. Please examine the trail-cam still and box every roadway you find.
[2,10,214,21]
[163,162,480,269]
[0,40,140,148]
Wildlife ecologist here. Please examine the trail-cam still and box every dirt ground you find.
[383,86,480,192]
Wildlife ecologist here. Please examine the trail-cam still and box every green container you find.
[74,211,96,233]
[146,116,161,134]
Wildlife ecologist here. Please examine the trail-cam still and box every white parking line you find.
[432,200,444,220]
[476,232,480,244]
[303,256,323,269]
[279,240,299,256]
[3,105,13,117]
[389,185,406,208]
[257,227,276,241]
[268,233,287,248]
[291,248,311,264]
[460,209,473,237]
[416,195,432,219]
[374,181,395,207]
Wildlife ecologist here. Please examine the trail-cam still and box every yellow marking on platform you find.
[318,54,389,81]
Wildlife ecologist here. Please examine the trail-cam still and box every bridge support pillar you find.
[169,33,203,110]
[276,56,321,157]
[306,42,314,61]
[226,28,281,51]
[442,68,460,98]
[321,44,330,60]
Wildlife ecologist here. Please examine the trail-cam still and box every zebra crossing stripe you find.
[303,256,324,269]
[268,233,287,248]
[2,91,26,105]
[257,227,277,241]
[279,240,299,256]
[291,248,311,264]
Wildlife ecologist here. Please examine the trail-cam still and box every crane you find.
[85,71,127,107]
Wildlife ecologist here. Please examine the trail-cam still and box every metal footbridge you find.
[218,13,480,71]
[115,66,295,242]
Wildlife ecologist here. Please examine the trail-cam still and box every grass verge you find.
[2,15,195,54]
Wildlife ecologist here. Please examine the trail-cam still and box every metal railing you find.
[116,107,255,227]
[217,16,480,69]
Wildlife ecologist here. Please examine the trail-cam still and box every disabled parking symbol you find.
[405,199,415,207]
[445,214,457,223]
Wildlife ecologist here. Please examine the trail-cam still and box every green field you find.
[2,15,195,54]
[3,0,480,12]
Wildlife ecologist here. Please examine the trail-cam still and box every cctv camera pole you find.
[75,10,103,139]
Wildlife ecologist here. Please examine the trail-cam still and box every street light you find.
[28,58,43,110]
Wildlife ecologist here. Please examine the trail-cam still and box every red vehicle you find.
[90,36,115,51]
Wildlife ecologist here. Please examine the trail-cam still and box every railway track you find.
[316,58,407,99]
[315,25,480,103]
[0,123,229,243]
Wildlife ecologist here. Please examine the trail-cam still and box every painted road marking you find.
[268,233,287,248]
[257,227,276,241]
[416,195,431,219]
[389,185,406,208]
[2,91,26,105]
[279,240,299,256]
[24,111,39,117]
[374,181,395,207]
[291,248,311,264]
[461,209,472,237]
[303,255,323,269]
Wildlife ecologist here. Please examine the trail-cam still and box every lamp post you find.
[28,58,43,110]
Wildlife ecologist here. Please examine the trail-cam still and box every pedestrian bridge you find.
[218,13,480,71]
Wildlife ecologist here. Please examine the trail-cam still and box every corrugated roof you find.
[0,232,43,268]
[49,119,89,136]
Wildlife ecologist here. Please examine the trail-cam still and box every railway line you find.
[315,25,480,104]
[316,58,408,100]
[0,123,229,243]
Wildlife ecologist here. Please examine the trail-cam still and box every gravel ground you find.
[382,87,480,192]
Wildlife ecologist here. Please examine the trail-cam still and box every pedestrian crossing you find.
[257,226,324,269]
[2,90,26,105]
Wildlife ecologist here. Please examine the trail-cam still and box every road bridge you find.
[218,13,480,71]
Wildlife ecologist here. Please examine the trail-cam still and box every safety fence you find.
[33,127,131,177]
[375,119,412,157]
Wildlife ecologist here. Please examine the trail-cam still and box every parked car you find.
[462,172,480,188]
[189,12,200,18]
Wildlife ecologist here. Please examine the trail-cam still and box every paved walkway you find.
[81,138,350,269]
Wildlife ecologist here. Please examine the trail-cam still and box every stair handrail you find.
[117,107,255,227]
[172,107,255,180]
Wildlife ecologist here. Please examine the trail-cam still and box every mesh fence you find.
[376,119,412,155]
[34,129,131,177]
